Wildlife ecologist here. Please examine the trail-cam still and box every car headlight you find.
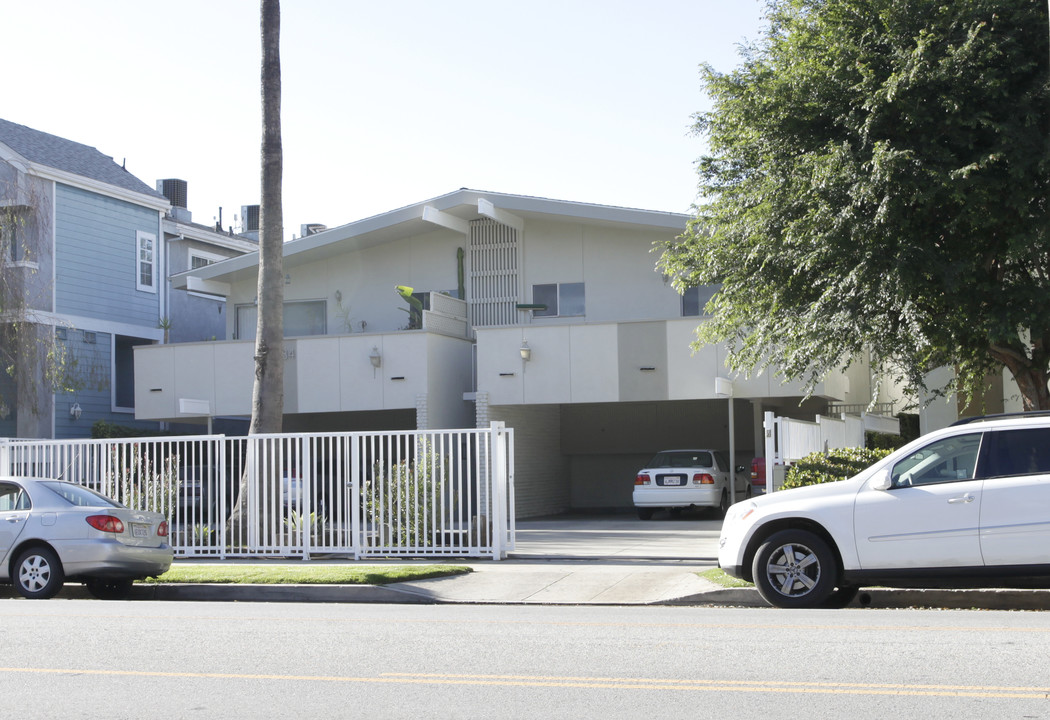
[724,500,757,525]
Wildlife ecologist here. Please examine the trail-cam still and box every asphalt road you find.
[3,600,1049,719]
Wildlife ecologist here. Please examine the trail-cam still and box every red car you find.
[750,457,769,495]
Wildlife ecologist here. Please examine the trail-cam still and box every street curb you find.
[667,586,1050,610]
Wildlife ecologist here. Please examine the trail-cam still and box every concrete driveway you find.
[510,512,722,561]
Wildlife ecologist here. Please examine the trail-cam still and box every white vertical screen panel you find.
[469,219,519,327]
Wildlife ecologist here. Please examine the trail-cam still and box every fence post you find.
[489,421,507,560]
[0,439,9,476]
[764,411,776,494]
[301,437,313,562]
[350,434,361,561]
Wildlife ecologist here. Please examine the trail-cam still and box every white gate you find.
[1,424,515,560]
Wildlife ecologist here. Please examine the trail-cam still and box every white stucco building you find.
[133,189,896,515]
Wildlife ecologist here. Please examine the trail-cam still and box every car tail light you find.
[635,474,651,486]
[693,473,715,485]
[158,520,169,537]
[86,515,125,533]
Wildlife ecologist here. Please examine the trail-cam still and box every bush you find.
[782,447,892,490]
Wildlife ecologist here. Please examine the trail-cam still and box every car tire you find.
[14,547,65,600]
[636,507,655,520]
[744,483,753,499]
[86,578,135,601]
[717,489,730,518]
[752,529,837,609]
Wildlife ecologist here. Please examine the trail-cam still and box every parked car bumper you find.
[633,486,722,508]
[55,538,174,579]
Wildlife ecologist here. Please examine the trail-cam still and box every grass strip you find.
[143,564,472,586]
[699,567,754,589]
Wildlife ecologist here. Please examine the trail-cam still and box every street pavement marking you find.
[0,668,1047,699]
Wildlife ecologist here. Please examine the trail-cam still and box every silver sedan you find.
[0,476,173,599]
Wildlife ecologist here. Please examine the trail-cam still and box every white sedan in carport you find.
[0,477,173,599]
[633,449,750,519]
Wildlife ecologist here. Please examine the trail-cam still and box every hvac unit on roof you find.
[157,179,188,208]
[241,205,260,232]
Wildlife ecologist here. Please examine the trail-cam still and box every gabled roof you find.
[0,118,167,207]
[176,188,689,291]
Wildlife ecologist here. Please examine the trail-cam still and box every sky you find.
[2,1,766,239]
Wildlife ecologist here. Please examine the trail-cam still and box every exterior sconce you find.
[369,347,382,369]
[519,341,531,362]
[70,402,82,421]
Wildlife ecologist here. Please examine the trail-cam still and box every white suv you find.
[718,414,1050,608]
[633,449,749,520]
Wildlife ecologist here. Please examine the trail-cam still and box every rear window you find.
[40,481,121,508]
[648,451,713,468]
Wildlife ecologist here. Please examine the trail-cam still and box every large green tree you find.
[660,0,1050,410]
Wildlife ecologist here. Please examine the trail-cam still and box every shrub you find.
[364,441,446,548]
[782,447,892,490]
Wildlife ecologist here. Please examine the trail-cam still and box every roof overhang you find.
[180,189,690,286]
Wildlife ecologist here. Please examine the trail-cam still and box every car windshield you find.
[39,481,122,508]
[649,451,713,468]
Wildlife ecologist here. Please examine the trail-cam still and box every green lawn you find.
[699,567,754,589]
[143,564,472,586]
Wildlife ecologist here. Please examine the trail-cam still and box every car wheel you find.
[86,578,135,601]
[744,483,753,499]
[14,547,65,600]
[636,507,655,520]
[752,529,837,609]
[717,489,730,518]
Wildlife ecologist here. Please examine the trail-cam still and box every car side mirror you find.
[735,465,746,474]
[870,468,892,491]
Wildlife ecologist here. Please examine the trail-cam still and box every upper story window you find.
[1,213,31,264]
[533,282,585,318]
[137,231,157,293]
[189,249,224,270]
[235,300,327,340]
[682,285,721,317]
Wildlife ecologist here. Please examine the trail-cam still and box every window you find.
[682,285,721,317]
[981,429,1050,478]
[890,433,982,487]
[235,300,327,340]
[190,249,224,270]
[137,231,157,292]
[533,282,585,318]
[0,483,30,511]
[40,481,120,508]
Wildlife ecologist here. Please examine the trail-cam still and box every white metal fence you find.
[761,410,900,492]
[0,424,515,560]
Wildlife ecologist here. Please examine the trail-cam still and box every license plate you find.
[663,476,682,486]
[131,523,149,538]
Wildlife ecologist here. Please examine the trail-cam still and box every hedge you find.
[781,447,892,490]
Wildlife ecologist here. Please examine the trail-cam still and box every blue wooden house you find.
[0,118,170,438]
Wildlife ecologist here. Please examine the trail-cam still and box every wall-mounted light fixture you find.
[369,346,382,369]
[70,402,82,421]
[519,341,531,362]
[335,290,342,303]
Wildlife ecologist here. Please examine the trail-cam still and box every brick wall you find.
[478,395,570,518]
